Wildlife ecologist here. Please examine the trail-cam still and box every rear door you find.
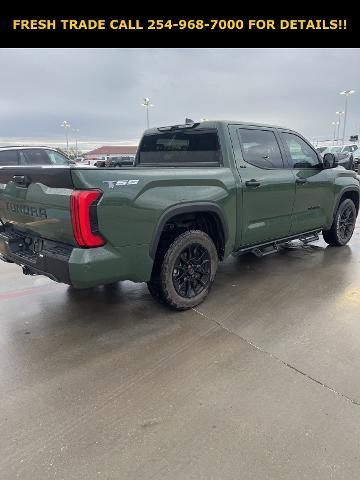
[279,131,332,234]
[230,125,296,246]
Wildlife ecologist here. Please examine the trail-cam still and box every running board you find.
[233,229,321,257]
[252,244,279,258]
[298,232,319,244]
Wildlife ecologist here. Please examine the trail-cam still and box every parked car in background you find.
[318,144,359,156]
[352,148,360,171]
[77,158,101,167]
[320,145,356,171]
[0,146,75,166]
[95,156,135,168]
[105,156,135,168]
[342,144,359,154]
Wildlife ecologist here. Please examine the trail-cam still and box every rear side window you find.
[0,150,19,165]
[238,129,284,169]
[46,150,70,165]
[138,129,221,166]
[20,149,52,165]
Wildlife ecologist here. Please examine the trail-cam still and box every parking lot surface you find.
[1,222,360,479]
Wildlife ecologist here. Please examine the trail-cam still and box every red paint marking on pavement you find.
[0,284,60,301]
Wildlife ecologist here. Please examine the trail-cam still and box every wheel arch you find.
[334,188,360,217]
[149,202,229,260]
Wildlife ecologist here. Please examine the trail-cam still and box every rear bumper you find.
[0,226,72,284]
[0,225,153,288]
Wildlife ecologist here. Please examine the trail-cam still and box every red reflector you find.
[70,190,105,247]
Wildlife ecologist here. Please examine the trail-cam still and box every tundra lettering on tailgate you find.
[6,202,47,219]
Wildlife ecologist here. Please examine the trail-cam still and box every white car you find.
[77,158,101,167]
[322,144,358,155]
[321,144,359,171]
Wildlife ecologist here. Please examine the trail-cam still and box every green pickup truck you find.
[0,121,359,310]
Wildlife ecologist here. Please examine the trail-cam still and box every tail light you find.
[70,190,105,247]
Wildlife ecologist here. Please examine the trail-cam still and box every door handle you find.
[296,178,307,185]
[245,179,261,187]
[12,175,31,187]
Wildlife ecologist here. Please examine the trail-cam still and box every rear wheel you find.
[147,230,218,310]
[322,198,356,246]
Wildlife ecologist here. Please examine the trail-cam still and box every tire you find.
[322,198,356,246]
[147,230,218,310]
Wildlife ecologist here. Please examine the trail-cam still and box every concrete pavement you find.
[1,224,360,479]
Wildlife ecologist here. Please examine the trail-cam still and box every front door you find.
[279,131,333,234]
[230,125,296,246]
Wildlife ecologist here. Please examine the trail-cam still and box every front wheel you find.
[322,198,357,246]
[147,230,218,310]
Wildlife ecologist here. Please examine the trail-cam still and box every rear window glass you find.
[20,149,52,165]
[138,129,221,166]
[0,150,18,165]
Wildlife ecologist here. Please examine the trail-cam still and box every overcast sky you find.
[0,48,359,146]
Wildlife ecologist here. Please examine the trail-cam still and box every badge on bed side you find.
[103,180,139,189]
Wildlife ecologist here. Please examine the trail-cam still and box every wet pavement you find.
[1,222,360,479]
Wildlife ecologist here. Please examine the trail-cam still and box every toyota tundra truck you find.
[0,121,359,310]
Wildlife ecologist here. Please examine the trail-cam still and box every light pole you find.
[335,111,344,144]
[73,128,80,157]
[141,98,154,129]
[61,120,71,154]
[340,89,355,144]
[332,121,339,143]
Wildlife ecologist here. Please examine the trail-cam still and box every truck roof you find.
[143,119,289,134]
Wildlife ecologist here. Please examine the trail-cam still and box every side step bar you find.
[298,232,319,244]
[233,230,321,258]
[252,244,279,258]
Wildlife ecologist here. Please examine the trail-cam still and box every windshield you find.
[137,128,221,166]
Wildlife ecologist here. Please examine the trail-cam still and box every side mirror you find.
[323,152,338,169]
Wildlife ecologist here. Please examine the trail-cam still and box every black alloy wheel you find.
[337,202,356,243]
[323,198,357,246]
[147,230,218,310]
[172,243,211,298]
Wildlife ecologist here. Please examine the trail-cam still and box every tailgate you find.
[0,166,76,245]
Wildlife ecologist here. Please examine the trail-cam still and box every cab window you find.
[0,150,19,165]
[138,129,221,166]
[238,128,284,169]
[281,133,321,169]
